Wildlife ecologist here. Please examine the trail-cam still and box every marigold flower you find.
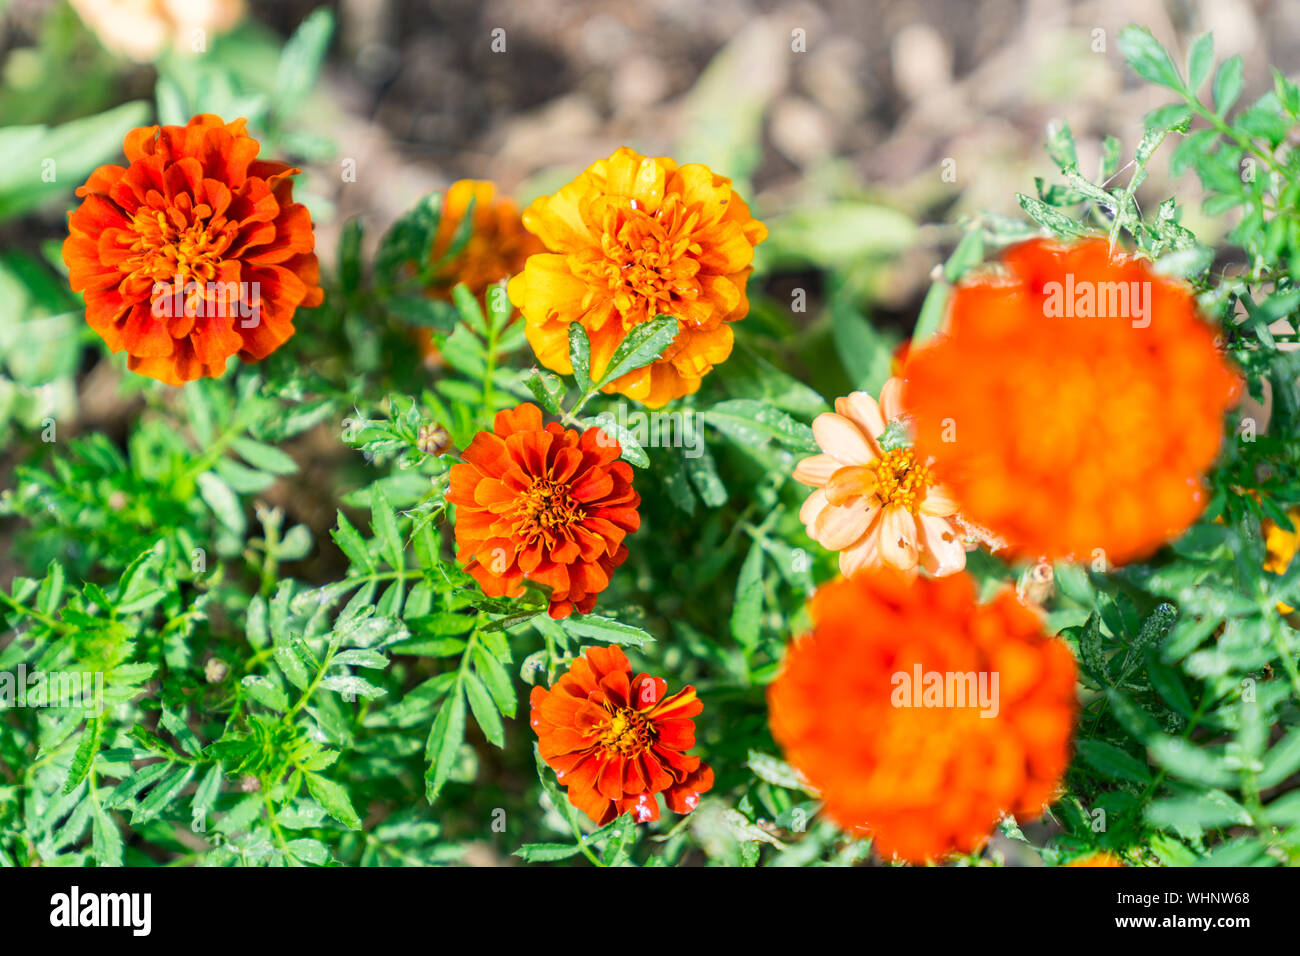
[530,644,713,824]
[767,569,1078,863]
[1263,505,1300,613]
[794,377,966,577]
[507,147,768,408]
[903,239,1239,566]
[63,114,322,385]
[415,180,544,361]
[1065,851,1125,867]
[446,403,640,618]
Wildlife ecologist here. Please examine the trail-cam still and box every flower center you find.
[127,206,233,287]
[599,706,655,756]
[873,447,932,513]
[579,195,702,327]
[512,477,584,538]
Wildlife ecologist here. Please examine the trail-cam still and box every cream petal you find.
[835,392,887,443]
[838,517,883,576]
[799,488,829,529]
[920,483,960,517]
[813,412,875,465]
[793,453,839,487]
[919,514,967,577]
[879,504,920,571]
[814,498,880,551]
[878,376,905,422]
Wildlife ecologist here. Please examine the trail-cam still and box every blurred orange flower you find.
[768,569,1077,863]
[530,644,713,825]
[795,377,966,577]
[507,147,768,408]
[416,180,544,361]
[904,239,1239,566]
[446,403,640,618]
[63,114,322,385]
[1065,851,1125,867]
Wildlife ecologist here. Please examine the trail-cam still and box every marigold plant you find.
[415,179,544,361]
[903,238,1240,566]
[530,645,713,825]
[768,569,1078,862]
[507,146,768,408]
[446,402,641,618]
[62,114,323,385]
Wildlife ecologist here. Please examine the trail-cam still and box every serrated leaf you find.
[305,772,361,830]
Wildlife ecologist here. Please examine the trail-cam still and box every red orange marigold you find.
[903,238,1239,566]
[63,114,322,385]
[446,403,640,618]
[767,569,1077,863]
[530,644,714,825]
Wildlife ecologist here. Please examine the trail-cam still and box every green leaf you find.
[472,644,517,718]
[730,539,765,649]
[561,614,655,648]
[305,772,362,830]
[231,437,297,475]
[514,842,584,861]
[1016,194,1090,238]
[1213,56,1245,116]
[369,486,404,570]
[1119,26,1184,92]
[524,369,566,415]
[332,511,374,572]
[1185,33,1215,93]
[131,766,196,824]
[568,324,593,393]
[63,719,101,795]
[424,685,467,802]
[197,471,246,536]
[463,671,505,748]
[596,315,679,386]
[0,101,151,221]
[1075,739,1151,785]
[702,399,816,452]
[273,8,335,118]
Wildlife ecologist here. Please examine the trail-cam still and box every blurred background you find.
[4,0,1296,303]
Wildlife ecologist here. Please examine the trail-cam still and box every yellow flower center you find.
[128,207,232,287]
[512,478,584,538]
[872,448,933,514]
[599,706,655,756]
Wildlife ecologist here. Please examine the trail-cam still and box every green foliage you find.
[2,13,1299,869]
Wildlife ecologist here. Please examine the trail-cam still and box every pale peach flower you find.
[794,377,966,578]
[70,0,244,62]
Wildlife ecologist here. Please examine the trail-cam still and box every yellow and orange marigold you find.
[531,645,713,825]
[446,403,640,618]
[507,147,768,408]
[795,376,966,577]
[63,114,322,385]
[903,238,1239,566]
[767,569,1077,863]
